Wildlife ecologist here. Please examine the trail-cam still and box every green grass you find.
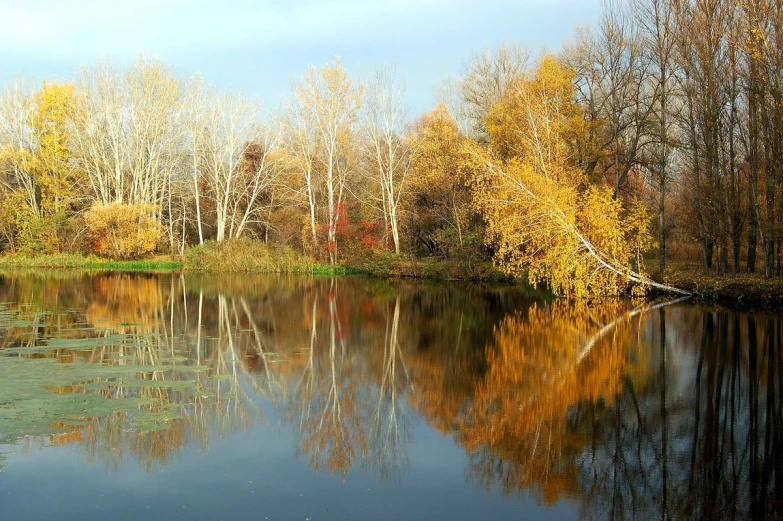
[0,253,89,269]
[305,264,364,276]
[84,260,183,271]
[0,254,182,272]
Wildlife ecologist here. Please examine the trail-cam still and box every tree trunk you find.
[658,71,667,274]
[748,68,760,273]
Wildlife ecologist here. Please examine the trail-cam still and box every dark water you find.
[0,273,780,521]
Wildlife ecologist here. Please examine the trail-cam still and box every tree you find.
[363,65,412,254]
[458,43,530,141]
[739,0,783,278]
[201,91,275,242]
[71,58,185,210]
[633,0,679,274]
[468,55,684,297]
[28,81,80,215]
[568,0,654,200]
[0,80,82,254]
[290,57,361,264]
[283,93,320,252]
[0,79,36,225]
[178,76,216,246]
[407,104,473,257]
[234,128,285,241]
[742,0,765,273]
[673,0,738,275]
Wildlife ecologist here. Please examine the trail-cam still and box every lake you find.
[0,272,780,521]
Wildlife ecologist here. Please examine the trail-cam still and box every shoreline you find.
[1,254,781,309]
[661,271,783,310]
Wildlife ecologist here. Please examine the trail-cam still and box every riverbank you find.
[660,263,783,308]
[2,248,782,307]
[0,243,356,277]
[0,248,515,284]
[0,254,183,272]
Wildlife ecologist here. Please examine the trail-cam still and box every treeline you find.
[0,0,781,284]
[0,57,469,265]
[564,0,783,278]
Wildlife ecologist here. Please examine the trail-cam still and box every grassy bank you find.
[182,239,358,275]
[5,247,780,309]
[0,254,182,272]
[0,246,511,282]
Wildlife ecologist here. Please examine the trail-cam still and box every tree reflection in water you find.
[574,308,782,521]
[0,273,780,519]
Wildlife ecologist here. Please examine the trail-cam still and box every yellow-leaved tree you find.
[30,81,80,215]
[407,103,474,257]
[0,81,82,254]
[85,203,162,259]
[466,55,686,298]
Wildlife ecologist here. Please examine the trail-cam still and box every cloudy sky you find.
[0,0,601,114]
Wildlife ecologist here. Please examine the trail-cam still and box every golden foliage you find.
[485,54,591,177]
[29,81,79,215]
[407,103,473,255]
[84,202,163,259]
[466,55,655,298]
[0,81,81,254]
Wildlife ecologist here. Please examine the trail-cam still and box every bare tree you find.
[231,115,285,239]
[569,0,655,200]
[283,96,320,251]
[363,65,412,254]
[201,91,268,242]
[182,76,207,245]
[0,79,38,217]
[458,43,530,141]
[291,57,361,264]
[634,0,679,273]
[72,58,184,210]
[673,0,736,274]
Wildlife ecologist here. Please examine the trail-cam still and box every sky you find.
[0,0,601,116]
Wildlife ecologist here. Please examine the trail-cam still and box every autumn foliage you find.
[1,2,781,292]
[466,57,656,297]
[85,203,163,259]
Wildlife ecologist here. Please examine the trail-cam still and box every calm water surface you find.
[0,273,780,520]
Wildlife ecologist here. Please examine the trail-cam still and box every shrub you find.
[84,203,162,260]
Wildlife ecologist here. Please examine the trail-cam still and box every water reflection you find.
[0,273,781,520]
[575,308,783,521]
[458,300,651,505]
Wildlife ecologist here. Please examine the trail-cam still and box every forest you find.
[1,0,782,298]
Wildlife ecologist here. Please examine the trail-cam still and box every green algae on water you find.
[0,307,207,443]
